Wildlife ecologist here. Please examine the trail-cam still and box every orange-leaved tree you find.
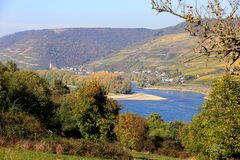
[114,113,147,150]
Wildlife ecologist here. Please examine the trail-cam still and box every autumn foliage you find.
[39,70,132,94]
[88,71,132,94]
[114,113,147,150]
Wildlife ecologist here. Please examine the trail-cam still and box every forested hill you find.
[0,23,185,69]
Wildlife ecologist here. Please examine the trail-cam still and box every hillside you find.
[87,33,229,85]
[0,22,233,85]
[87,33,194,71]
[0,23,185,70]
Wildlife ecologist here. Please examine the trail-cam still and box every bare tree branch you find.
[151,0,240,65]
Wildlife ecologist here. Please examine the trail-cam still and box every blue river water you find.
[118,86,205,122]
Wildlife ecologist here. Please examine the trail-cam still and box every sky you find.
[0,0,183,37]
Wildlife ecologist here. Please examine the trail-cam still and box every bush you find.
[161,138,183,151]
[76,140,132,159]
[50,79,70,95]
[0,111,44,139]
[115,113,147,150]
[154,148,191,159]
[142,136,159,152]
[147,113,169,138]
[168,120,184,143]
[62,81,121,140]
[0,69,56,126]
[58,94,80,137]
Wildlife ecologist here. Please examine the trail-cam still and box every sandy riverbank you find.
[108,93,167,101]
[142,85,210,95]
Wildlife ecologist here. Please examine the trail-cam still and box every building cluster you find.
[132,69,187,84]
[60,66,91,75]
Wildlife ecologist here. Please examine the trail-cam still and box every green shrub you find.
[58,94,81,138]
[59,81,121,140]
[147,113,169,138]
[168,121,184,143]
[0,66,56,126]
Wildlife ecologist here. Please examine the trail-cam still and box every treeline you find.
[127,71,197,88]
[37,70,84,86]
[0,61,239,160]
[88,71,132,94]
[39,70,132,94]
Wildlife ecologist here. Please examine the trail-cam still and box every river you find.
[118,85,205,122]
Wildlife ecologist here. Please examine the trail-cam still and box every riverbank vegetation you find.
[126,71,212,95]
[38,70,132,94]
[0,61,189,159]
[0,61,240,159]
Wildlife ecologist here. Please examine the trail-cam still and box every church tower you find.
[49,60,53,70]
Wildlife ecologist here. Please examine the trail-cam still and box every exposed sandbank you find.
[108,93,167,101]
[142,85,210,95]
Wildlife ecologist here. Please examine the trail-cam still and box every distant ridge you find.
[0,23,186,69]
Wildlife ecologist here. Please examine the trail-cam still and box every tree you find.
[168,120,184,143]
[114,113,147,150]
[0,61,19,74]
[58,94,80,137]
[147,113,169,138]
[0,61,19,110]
[5,61,19,72]
[88,72,132,94]
[50,79,70,95]
[180,74,240,159]
[0,65,55,126]
[151,0,240,65]
[71,81,121,140]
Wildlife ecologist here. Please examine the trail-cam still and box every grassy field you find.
[0,147,184,160]
[130,151,181,160]
[0,147,102,160]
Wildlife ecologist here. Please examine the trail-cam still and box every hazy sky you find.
[0,0,183,37]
